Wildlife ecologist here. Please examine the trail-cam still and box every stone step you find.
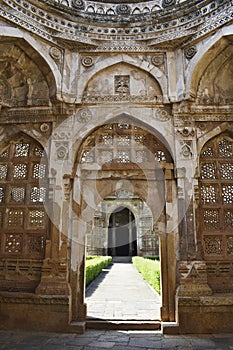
[86,319,161,331]
[112,256,132,263]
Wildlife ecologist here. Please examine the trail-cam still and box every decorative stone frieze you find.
[176,128,195,138]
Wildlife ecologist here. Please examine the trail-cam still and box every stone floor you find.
[1,330,233,350]
[85,262,161,320]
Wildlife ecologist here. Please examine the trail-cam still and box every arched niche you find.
[82,62,163,103]
[0,38,57,107]
[188,35,233,103]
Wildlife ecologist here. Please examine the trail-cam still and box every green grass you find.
[132,256,161,294]
[85,256,112,286]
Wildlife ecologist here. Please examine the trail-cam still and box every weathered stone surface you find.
[0,0,232,335]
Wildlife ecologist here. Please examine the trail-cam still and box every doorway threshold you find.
[86,318,161,331]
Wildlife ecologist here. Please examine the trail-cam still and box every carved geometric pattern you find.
[30,187,46,203]
[13,164,27,179]
[220,163,233,180]
[28,210,45,228]
[134,134,145,144]
[203,209,220,231]
[28,235,45,254]
[117,151,130,163]
[155,150,167,162]
[201,163,216,179]
[5,234,23,254]
[224,210,233,229]
[10,187,25,203]
[81,150,94,163]
[7,209,24,228]
[201,147,213,157]
[0,164,7,180]
[218,139,233,158]
[117,135,130,146]
[222,185,233,204]
[227,236,233,255]
[204,236,222,255]
[100,134,113,145]
[200,134,233,260]
[0,136,48,259]
[136,150,148,163]
[33,164,46,179]
[80,122,172,168]
[14,143,30,157]
[0,149,9,158]
[0,187,4,203]
[99,151,113,164]
[34,147,45,157]
[201,185,217,204]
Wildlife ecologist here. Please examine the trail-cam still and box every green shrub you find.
[85,256,112,286]
[132,256,160,294]
[144,256,160,261]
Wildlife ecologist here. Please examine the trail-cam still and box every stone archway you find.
[71,117,178,325]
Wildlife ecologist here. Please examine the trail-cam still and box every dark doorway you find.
[108,207,137,256]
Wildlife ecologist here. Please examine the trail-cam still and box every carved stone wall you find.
[0,0,232,335]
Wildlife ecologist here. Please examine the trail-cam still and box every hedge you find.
[132,256,160,294]
[85,256,112,286]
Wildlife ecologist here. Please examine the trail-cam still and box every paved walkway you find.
[85,262,161,320]
[1,330,233,350]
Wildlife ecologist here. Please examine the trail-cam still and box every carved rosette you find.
[40,123,50,133]
[116,4,131,15]
[162,0,176,8]
[49,46,62,61]
[81,56,94,67]
[72,0,85,10]
[153,108,170,121]
[184,46,197,59]
[151,55,164,66]
[76,108,92,123]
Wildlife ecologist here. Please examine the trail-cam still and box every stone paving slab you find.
[85,262,161,321]
[1,330,233,350]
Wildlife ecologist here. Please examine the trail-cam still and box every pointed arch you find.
[186,27,233,99]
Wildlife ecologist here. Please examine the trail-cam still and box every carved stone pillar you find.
[36,176,70,296]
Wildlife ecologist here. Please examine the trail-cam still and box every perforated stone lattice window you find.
[200,134,233,260]
[28,210,45,228]
[0,164,7,180]
[0,137,48,259]
[80,122,172,167]
[7,209,24,228]
[13,164,28,179]
[5,234,23,254]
